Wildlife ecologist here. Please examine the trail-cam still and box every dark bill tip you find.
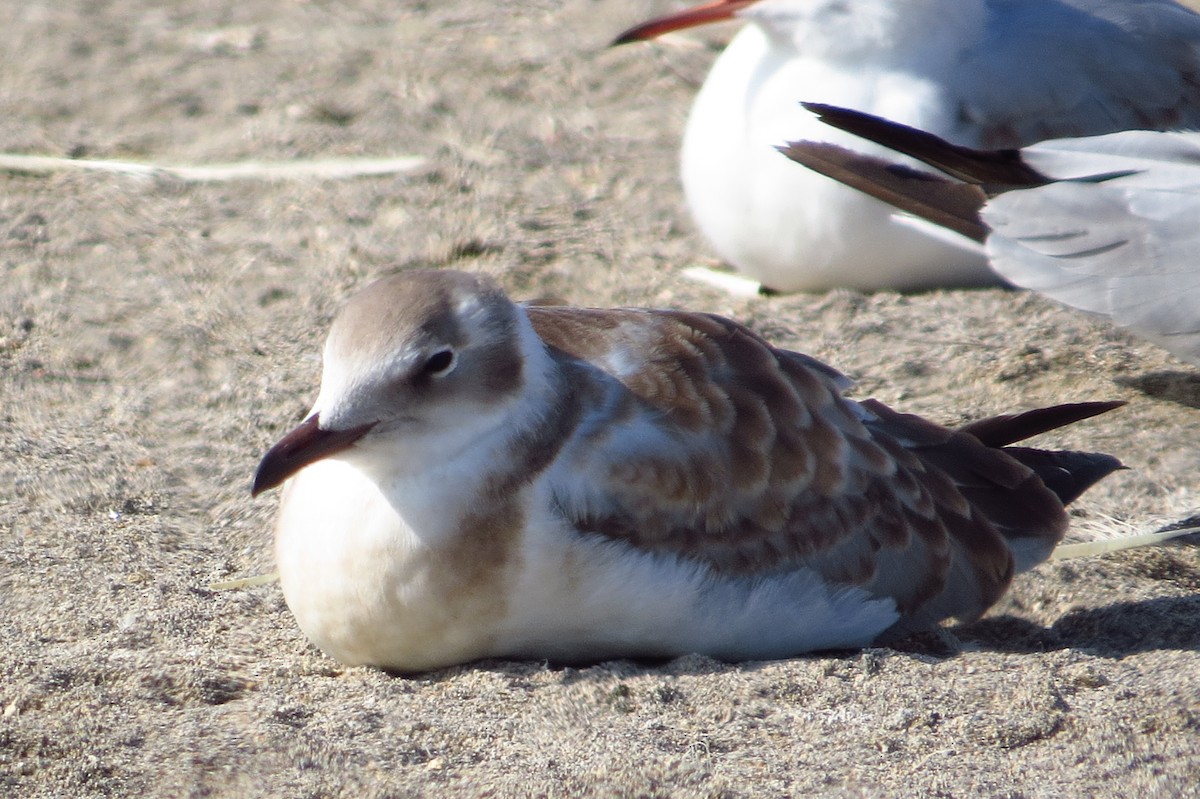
[252,413,376,496]
[611,20,668,46]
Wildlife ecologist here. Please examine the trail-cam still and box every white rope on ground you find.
[0,154,427,182]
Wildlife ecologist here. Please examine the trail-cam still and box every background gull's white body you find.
[629,0,1200,291]
[680,9,986,291]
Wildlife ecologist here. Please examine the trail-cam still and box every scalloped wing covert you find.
[526,306,1067,630]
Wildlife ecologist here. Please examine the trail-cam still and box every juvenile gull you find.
[614,0,1200,292]
[253,269,1122,672]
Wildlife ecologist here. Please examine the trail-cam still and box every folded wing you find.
[528,306,1120,635]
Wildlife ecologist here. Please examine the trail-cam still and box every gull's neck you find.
[748,0,986,64]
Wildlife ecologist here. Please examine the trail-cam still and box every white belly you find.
[273,460,899,671]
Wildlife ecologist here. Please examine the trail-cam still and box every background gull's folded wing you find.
[784,105,1200,365]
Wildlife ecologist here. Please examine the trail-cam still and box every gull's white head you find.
[252,270,528,495]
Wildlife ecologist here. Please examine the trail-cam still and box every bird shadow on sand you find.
[1115,370,1200,410]
[938,593,1200,658]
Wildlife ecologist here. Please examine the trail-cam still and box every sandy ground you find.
[2,1,1199,796]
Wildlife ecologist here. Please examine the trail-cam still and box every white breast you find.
[274,457,513,670]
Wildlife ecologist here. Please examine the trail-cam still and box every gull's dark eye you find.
[422,348,456,377]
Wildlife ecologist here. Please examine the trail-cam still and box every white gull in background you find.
[252,269,1122,672]
[614,0,1200,292]
[782,103,1200,365]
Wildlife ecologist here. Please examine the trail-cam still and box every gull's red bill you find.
[611,0,758,45]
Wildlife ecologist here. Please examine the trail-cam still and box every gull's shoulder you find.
[954,0,1200,146]
[525,303,853,395]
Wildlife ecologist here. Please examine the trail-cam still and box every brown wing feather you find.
[958,401,1126,448]
[527,306,1118,634]
[799,103,1052,188]
[778,138,992,244]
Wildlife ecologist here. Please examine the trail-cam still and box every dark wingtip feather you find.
[959,400,1126,448]
[1003,448,1126,506]
[778,139,991,243]
[800,102,1053,188]
[959,401,1126,504]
